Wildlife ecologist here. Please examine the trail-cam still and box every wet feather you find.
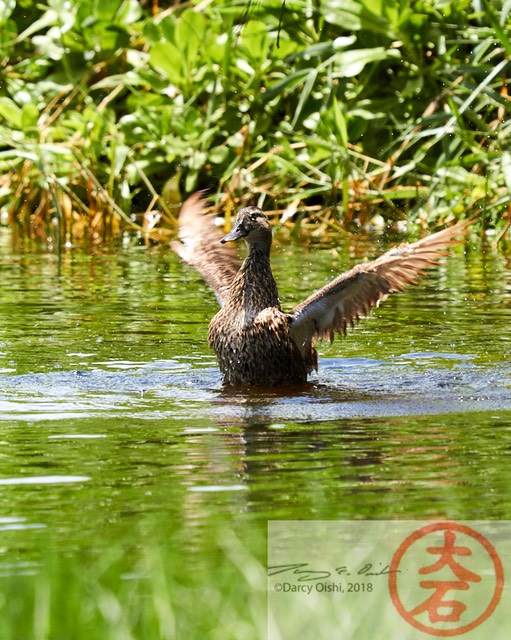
[172,194,469,386]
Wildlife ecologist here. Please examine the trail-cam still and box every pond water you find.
[0,227,510,637]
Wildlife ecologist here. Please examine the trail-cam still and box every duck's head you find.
[221,206,272,250]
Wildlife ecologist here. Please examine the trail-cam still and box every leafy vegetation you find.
[0,0,510,247]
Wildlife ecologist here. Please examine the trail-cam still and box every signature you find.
[268,562,400,581]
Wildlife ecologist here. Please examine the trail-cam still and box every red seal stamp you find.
[388,522,504,636]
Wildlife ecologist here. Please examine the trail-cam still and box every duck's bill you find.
[220,227,245,243]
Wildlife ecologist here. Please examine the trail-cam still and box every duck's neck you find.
[228,243,280,314]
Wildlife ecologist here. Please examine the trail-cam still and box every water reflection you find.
[0,228,511,553]
[173,406,511,524]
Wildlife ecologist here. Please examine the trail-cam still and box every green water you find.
[0,228,510,638]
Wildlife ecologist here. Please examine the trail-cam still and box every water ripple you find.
[0,355,509,423]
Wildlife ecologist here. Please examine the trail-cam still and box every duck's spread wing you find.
[171,193,241,305]
[289,222,468,360]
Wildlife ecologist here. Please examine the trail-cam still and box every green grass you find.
[0,0,511,247]
[0,528,266,640]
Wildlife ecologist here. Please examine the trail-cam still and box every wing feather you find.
[171,193,241,305]
[289,221,469,359]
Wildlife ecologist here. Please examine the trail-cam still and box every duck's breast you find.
[208,307,307,385]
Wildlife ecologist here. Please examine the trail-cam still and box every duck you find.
[172,193,467,387]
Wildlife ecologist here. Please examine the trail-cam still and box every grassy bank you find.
[0,0,510,247]
[0,525,266,640]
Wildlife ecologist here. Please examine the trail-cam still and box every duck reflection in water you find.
[172,193,467,387]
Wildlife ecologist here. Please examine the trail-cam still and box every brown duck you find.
[172,193,466,387]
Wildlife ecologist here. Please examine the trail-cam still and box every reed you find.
[0,0,510,248]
